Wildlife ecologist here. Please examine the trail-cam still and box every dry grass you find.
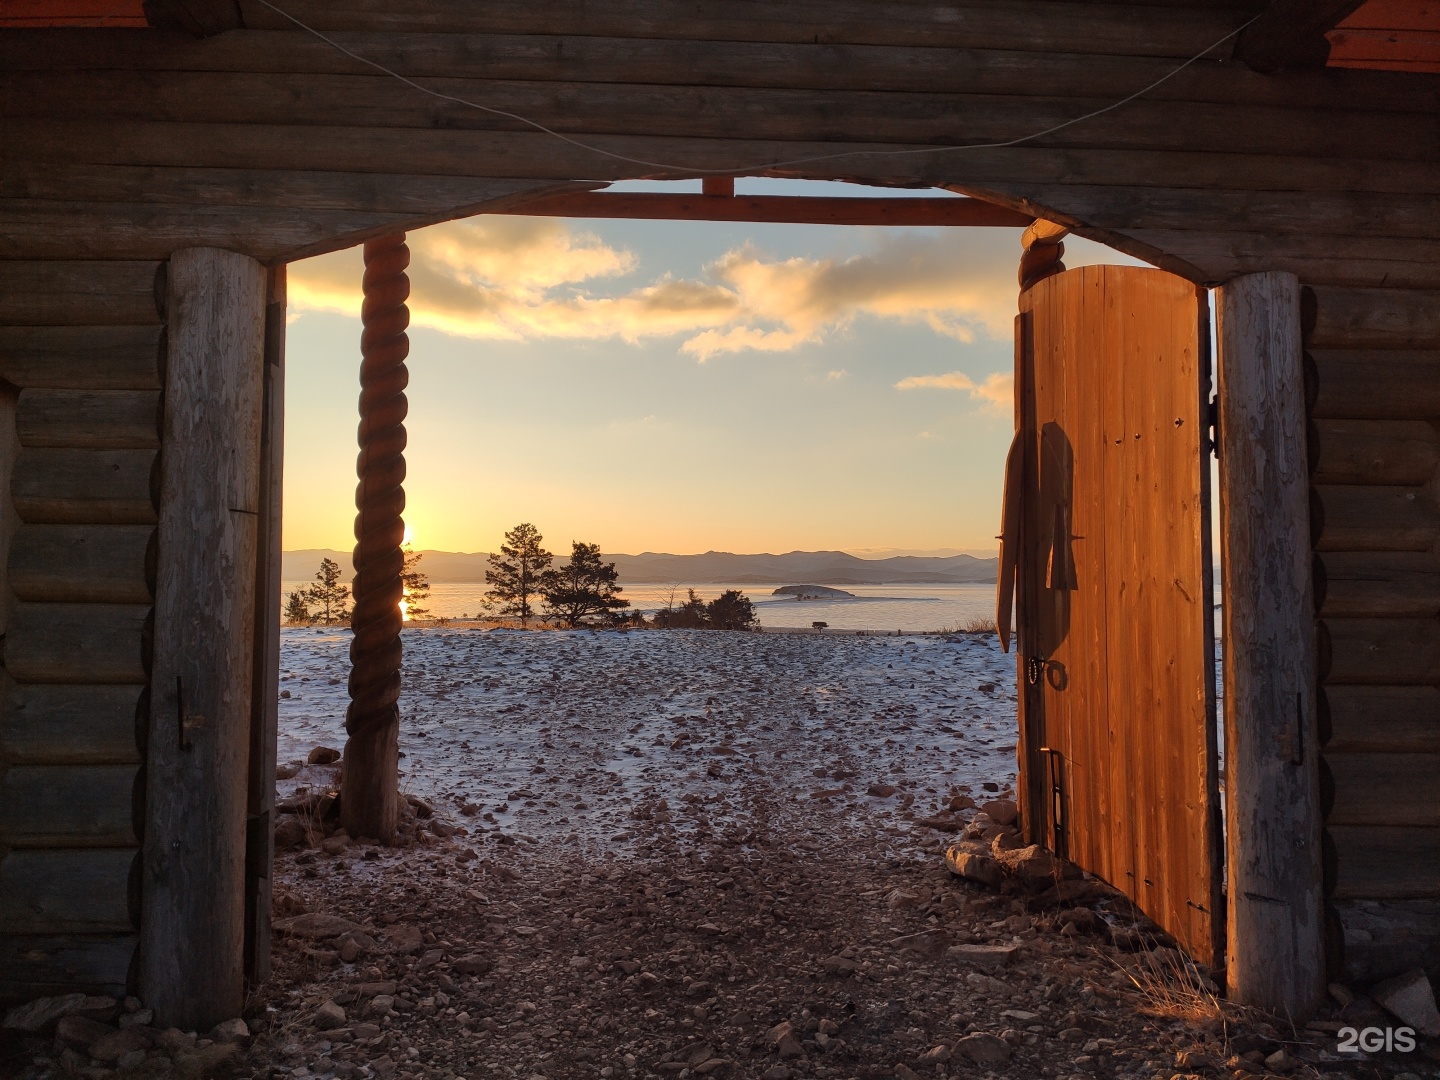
[1112,944,1226,1025]
[960,615,999,634]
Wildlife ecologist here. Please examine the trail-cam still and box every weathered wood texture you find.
[1322,685,1440,753]
[2,603,150,684]
[140,247,266,1031]
[1234,0,1367,73]
[17,390,162,448]
[1310,485,1439,551]
[11,448,158,524]
[1330,826,1440,899]
[0,680,145,765]
[1334,899,1440,987]
[1327,754,1440,826]
[0,262,162,325]
[1018,266,1220,968]
[0,848,137,933]
[1310,351,1440,420]
[1216,272,1325,1017]
[1308,419,1439,487]
[0,933,136,999]
[245,265,284,985]
[0,383,19,640]
[0,765,140,848]
[1315,551,1440,618]
[1308,287,1440,350]
[0,326,164,390]
[9,525,154,604]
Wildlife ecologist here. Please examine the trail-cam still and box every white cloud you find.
[895,370,1013,416]
[287,218,1017,361]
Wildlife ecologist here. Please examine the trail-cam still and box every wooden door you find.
[1012,265,1222,968]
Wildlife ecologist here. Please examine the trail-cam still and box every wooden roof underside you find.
[2,0,1438,288]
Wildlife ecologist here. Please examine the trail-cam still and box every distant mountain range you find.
[283,548,997,585]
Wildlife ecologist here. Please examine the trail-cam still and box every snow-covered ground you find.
[277,627,1018,858]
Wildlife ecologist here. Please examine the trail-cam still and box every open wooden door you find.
[1008,265,1222,969]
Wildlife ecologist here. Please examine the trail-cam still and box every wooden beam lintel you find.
[492,192,1033,228]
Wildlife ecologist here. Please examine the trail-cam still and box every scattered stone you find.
[274,912,366,939]
[945,848,1002,887]
[2,993,87,1034]
[210,1017,249,1043]
[405,793,434,817]
[918,1042,952,1063]
[454,953,494,975]
[54,1014,113,1050]
[118,1007,153,1028]
[336,929,376,962]
[759,1068,791,1080]
[321,833,350,855]
[889,929,950,956]
[89,1025,151,1062]
[981,798,1018,826]
[385,924,425,953]
[1328,982,1355,1007]
[1371,967,1440,1036]
[274,817,311,849]
[307,745,341,765]
[866,784,898,798]
[945,943,1017,972]
[276,762,301,780]
[1264,1047,1296,1072]
[820,954,860,975]
[915,814,962,832]
[314,1000,346,1030]
[954,1032,1011,1063]
[893,1065,922,1080]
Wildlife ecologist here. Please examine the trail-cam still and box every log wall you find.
[1307,285,1440,987]
[0,260,162,1002]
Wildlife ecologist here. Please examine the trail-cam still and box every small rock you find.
[314,1000,346,1031]
[385,925,425,954]
[945,849,1002,887]
[274,913,366,940]
[889,929,950,956]
[954,1032,1011,1063]
[89,1026,150,1062]
[430,818,458,838]
[2,993,87,1034]
[321,834,350,856]
[210,1017,249,1043]
[759,1068,791,1080]
[1058,1026,1086,1041]
[274,817,310,850]
[1371,968,1440,1036]
[894,1066,922,1080]
[981,799,1018,826]
[308,745,341,765]
[275,762,301,780]
[54,1014,113,1049]
[916,814,962,833]
[453,954,494,975]
[405,793,434,818]
[117,1048,147,1069]
[367,995,395,1018]
[866,783,897,798]
[1177,1050,1225,1071]
[118,1008,153,1028]
[945,943,1017,972]
[820,955,860,975]
[918,1043,952,1063]
[336,930,376,962]
[1328,982,1355,1007]
[1264,1047,1295,1072]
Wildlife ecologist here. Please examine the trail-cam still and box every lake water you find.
[281,580,1000,633]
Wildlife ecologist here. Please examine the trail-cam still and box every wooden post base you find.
[340,718,399,842]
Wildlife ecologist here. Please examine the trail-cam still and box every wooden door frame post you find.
[140,247,268,1029]
[1215,271,1326,1019]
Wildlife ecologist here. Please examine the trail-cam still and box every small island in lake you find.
[773,584,856,600]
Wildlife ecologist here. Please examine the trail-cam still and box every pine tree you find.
[283,590,313,626]
[484,523,553,626]
[707,589,758,630]
[304,556,352,625]
[540,541,630,627]
[401,544,430,622]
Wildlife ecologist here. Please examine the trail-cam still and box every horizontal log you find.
[0,679,144,765]
[17,390,161,449]
[6,73,1433,165]
[0,849,137,933]
[9,525,154,604]
[0,325,164,391]
[6,29,1432,113]
[1316,551,1440,618]
[1320,616,1440,685]
[1309,286,1440,350]
[1310,485,1440,551]
[11,448,158,525]
[0,261,162,326]
[0,934,135,1000]
[498,192,1033,227]
[1326,752,1440,826]
[1323,685,1440,753]
[0,162,557,217]
[13,119,1440,197]
[3,603,151,684]
[1310,350,1440,420]
[229,1,1276,59]
[1309,419,1439,486]
[0,765,139,847]
[1330,825,1440,899]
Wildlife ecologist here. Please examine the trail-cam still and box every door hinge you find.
[1204,395,1220,459]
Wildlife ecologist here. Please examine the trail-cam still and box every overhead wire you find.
[254,0,1261,177]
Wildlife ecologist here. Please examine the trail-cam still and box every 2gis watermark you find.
[1336,1026,1418,1054]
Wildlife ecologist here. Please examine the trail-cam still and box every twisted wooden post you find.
[342,233,409,841]
[1018,219,1069,296]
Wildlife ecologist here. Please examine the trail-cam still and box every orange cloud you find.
[895,370,1013,415]
[288,218,1016,359]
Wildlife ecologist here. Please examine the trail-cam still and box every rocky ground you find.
[3,629,1436,1079]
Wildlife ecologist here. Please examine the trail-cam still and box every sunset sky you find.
[282,179,1141,557]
